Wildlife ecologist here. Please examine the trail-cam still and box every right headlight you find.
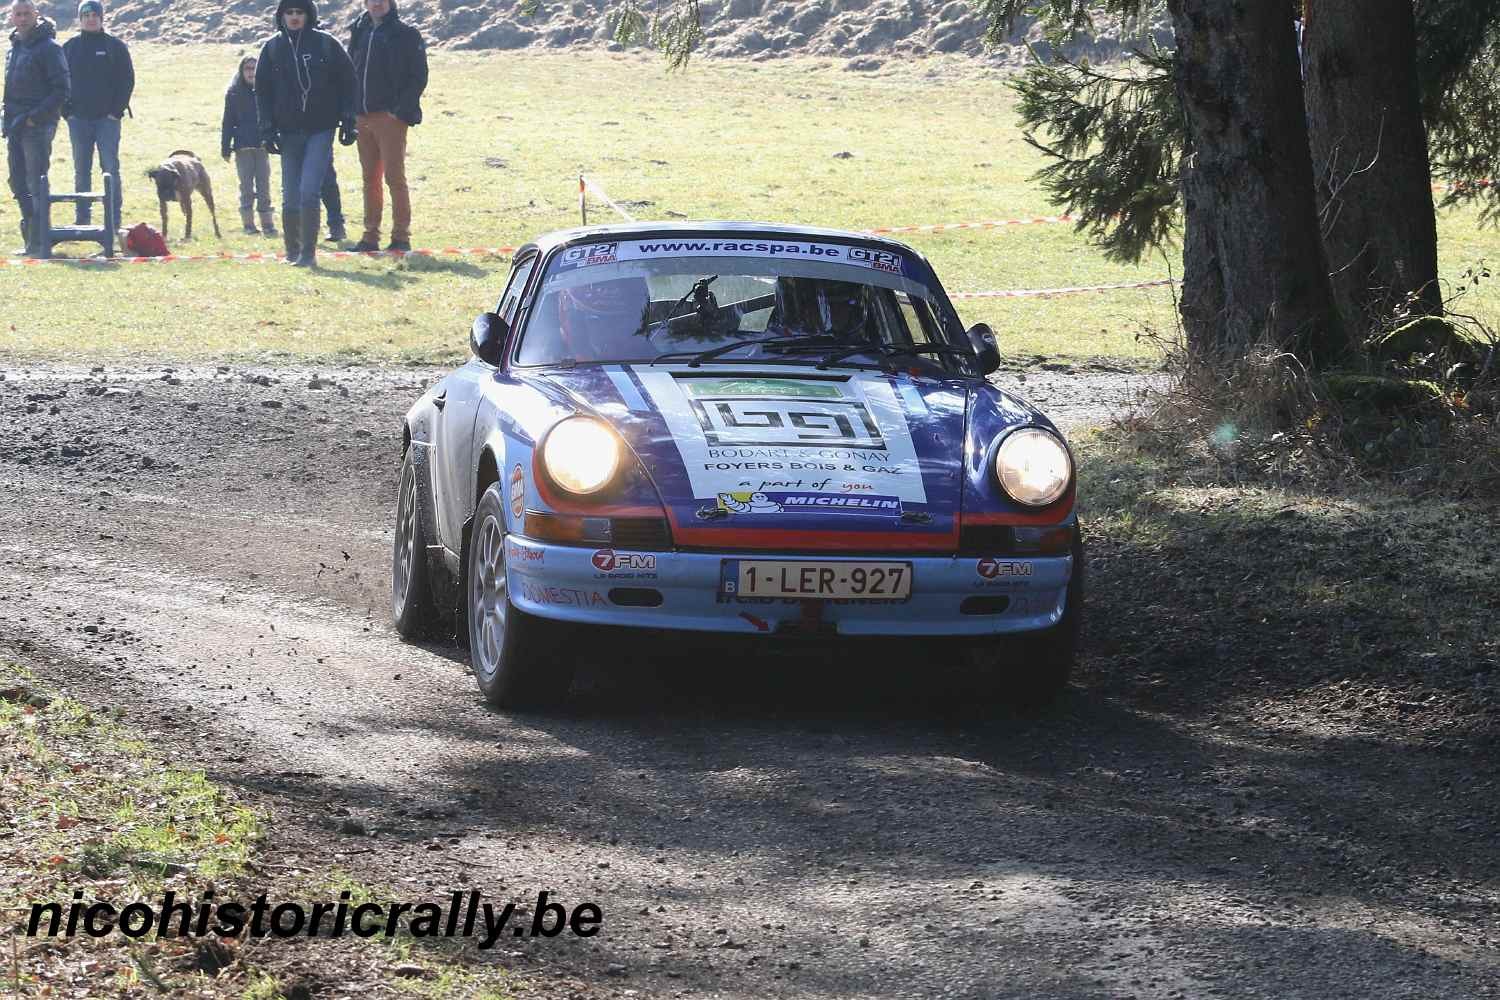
[541,416,621,496]
[994,427,1072,507]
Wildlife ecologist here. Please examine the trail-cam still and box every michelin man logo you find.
[717,491,783,514]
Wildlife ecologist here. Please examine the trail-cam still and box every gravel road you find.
[3,362,1496,1000]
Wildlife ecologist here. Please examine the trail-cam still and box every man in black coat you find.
[4,0,70,256]
[254,0,355,267]
[346,0,425,253]
[62,0,131,227]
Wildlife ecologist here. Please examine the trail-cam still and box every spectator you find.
[254,0,355,267]
[61,0,129,227]
[347,0,426,253]
[4,0,69,256]
[221,53,274,235]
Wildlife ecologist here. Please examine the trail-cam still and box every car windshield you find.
[515,237,973,373]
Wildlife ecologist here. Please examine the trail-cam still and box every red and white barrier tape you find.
[864,215,1074,235]
[951,278,1175,299]
[0,246,516,267]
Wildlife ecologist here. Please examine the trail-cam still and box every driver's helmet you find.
[557,276,650,360]
[772,278,871,338]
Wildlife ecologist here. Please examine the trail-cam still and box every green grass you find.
[0,664,521,999]
[2,44,1498,364]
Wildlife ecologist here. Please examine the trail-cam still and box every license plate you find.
[721,560,912,600]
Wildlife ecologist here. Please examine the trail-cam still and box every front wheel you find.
[972,526,1085,708]
[466,485,575,710]
[392,449,437,637]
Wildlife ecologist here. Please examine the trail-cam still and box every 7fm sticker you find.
[976,558,1033,579]
[591,549,657,573]
[509,463,525,520]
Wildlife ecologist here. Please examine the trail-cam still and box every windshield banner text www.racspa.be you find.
[555,239,912,278]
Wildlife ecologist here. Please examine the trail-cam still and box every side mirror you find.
[470,312,509,367]
[967,322,1001,375]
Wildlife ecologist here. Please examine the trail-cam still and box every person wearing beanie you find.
[221,53,275,235]
[4,0,71,256]
[62,0,132,228]
[253,0,355,267]
[346,0,426,253]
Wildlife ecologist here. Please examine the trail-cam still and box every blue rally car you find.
[392,223,1083,708]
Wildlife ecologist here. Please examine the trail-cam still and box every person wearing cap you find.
[62,0,131,228]
[346,0,426,254]
[254,0,355,267]
[221,53,274,235]
[4,0,70,256]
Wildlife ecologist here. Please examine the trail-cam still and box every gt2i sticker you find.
[509,464,526,520]
[637,371,928,504]
[555,242,619,271]
[847,246,902,274]
[717,491,902,517]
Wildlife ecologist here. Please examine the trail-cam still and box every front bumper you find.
[505,536,1073,637]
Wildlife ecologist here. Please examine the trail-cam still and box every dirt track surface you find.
[4,363,1499,999]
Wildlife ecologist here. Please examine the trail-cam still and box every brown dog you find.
[146,150,222,240]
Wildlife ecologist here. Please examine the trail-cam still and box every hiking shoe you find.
[385,240,411,253]
[351,240,381,253]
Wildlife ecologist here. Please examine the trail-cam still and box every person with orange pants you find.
[345,0,425,253]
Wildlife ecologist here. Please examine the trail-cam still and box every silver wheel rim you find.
[469,513,508,682]
[392,461,417,617]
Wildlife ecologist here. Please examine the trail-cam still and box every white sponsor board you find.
[634,370,928,504]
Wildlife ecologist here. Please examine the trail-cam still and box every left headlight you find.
[541,416,621,496]
[994,427,1072,507]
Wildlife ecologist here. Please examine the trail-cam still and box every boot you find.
[326,220,347,243]
[281,209,301,263]
[294,205,320,268]
[259,210,277,236]
[240,208,259,235]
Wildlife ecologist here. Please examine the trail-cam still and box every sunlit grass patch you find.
[5,45,1497,365]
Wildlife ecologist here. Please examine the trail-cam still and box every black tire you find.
[466,484,575,709]
[974,525,1085,708]
[392,449,437,637]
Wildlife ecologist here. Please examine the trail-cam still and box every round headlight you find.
[542,417,621,496]
[995,427,1072,507]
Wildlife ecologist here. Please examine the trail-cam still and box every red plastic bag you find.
[124,223,169,257]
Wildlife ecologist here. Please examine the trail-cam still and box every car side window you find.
[895,291,935,345]
[497,255,538,324]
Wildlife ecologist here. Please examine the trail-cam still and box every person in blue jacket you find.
[221,53,274,235]
[61,0,130,227]
[4,0,70,256]
[254,0,354,267]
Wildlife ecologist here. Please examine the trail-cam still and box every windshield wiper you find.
[814,343,971,371]
[651,335,843,368]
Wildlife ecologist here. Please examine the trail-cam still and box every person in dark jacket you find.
[254,0,354,267]
[61,0,129,227]
[347,0,425,253]
[221,53,274,235]
[4,0,70,255]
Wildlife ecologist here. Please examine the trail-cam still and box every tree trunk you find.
[1304,0,1441,334]
[1168,0,1344,364]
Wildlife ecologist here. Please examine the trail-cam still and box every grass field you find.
[3,44,1498,365]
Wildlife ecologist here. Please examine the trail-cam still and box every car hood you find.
[518,364,1043,552]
